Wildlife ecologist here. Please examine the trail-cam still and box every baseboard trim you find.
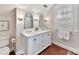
[52,41,79,55]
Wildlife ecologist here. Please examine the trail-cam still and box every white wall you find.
[46,5,79,54]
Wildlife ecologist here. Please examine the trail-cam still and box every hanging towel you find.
[58,30,70,40]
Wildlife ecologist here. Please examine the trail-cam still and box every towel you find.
[58,30,70,40]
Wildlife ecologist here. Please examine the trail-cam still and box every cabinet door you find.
[36,35,43,54]
[32,37,39,55]
[33,35,43,54]
[27,37,35,55]
[28,35,41,55]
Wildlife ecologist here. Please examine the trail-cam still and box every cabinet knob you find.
[33,39,36,41]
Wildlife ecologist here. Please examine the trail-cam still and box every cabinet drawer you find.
[41,32,51,39]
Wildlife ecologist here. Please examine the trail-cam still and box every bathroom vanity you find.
[22,28,51,55]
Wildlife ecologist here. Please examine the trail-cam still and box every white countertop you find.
[22,28,51,37]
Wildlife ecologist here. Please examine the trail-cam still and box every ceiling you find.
[0,4,54,15]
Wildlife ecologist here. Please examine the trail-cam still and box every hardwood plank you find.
[39,44,67,55]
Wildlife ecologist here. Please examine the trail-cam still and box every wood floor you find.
[39,44,67,55]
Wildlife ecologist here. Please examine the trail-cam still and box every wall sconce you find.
[18,15,23,21]
[33,14,39,22]
[34,16,39,21]
[43,17,50,23]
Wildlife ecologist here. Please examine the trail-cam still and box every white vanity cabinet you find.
[22,30,51,55]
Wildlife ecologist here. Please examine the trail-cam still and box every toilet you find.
[0,36,10,55]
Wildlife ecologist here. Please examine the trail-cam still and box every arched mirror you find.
[24,12,33,29]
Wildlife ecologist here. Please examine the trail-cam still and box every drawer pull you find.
[33,39,36,41]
